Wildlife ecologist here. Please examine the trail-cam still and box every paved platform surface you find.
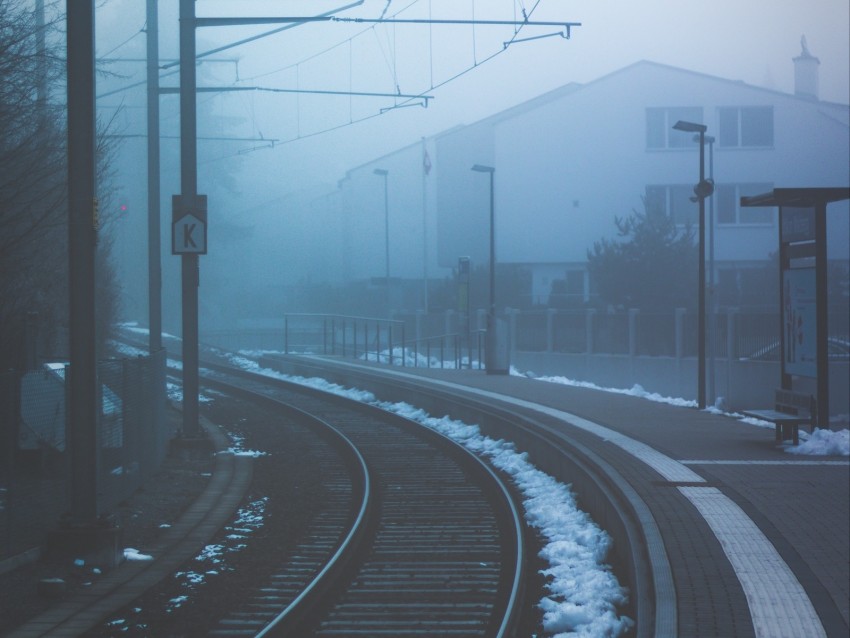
[293,357,849,638]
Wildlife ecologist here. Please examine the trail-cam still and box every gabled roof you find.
[434,59,849,139]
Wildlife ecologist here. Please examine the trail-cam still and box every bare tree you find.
[0,0,121,369]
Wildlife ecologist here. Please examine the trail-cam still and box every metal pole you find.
[488,170,496,321]
[707,138,715,405]
[147,0,162,353]
[814,202,829,429]
[487,169,497,374]
[179,0,200,436]
[471,164,498,373]
[384,175,390,318]
[421,137,429,312]
[697,131,707,410]
[66,0,99,524]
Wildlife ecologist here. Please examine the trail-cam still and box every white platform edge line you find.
[679,487,826,638]
[681,459,849,465]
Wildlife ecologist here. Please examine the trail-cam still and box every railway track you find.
[96,338,529,636]
[196,359,527,637]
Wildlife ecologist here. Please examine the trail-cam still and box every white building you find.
[294,49,849,316]
[433,55,849,307]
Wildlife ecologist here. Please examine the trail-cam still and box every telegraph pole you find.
[66,0,99,523]
[147,0,162,354]
[177,0,203,437]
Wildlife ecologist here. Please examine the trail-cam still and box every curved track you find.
[194,359,527,637]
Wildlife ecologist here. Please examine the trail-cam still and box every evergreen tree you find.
[587,199,697,312]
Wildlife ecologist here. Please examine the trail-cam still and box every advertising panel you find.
[782,268,817,378]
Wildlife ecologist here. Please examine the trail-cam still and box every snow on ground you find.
[787,427,850,456]
[123,548,153,561]
[227,354,634,637]
[224,431,269,458]
[517,368,850,456]
[166,497,268,612]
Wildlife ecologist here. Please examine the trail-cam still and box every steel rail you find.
[193,356,527,636]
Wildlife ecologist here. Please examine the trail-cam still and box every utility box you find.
[486,316,510,375]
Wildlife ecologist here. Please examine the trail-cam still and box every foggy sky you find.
[96,0,850,205]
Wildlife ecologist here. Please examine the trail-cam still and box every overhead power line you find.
[196,16,580,37]
[158,85,434,102]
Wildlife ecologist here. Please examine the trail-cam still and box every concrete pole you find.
[697,130,707,409]
[147,0,162,353]
[66,0,99,523]
[179,0,200,436]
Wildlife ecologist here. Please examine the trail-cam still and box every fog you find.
[91,0,850,334]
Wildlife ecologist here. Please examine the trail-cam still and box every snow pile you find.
[225,431,269,458]
[520,369,696,408]
[788,428,850,456]
[384,402,633,637]
[124,548,153,561]
[360,346,482,370]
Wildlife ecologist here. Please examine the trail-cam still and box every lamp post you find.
[471,164,503,374]
[673,120,713,409]
[704,135,716,405]
[373,168,390,317]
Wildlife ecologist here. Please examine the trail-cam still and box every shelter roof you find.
[741,187,850,208]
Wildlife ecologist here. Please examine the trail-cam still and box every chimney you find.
[793,35,819,100]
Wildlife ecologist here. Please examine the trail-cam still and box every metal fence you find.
[211,308,849,367]
[0,350,169,563]
[282,313,485,369]
[506,308,847,360]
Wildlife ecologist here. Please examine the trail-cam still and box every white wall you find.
[490,61,849,268]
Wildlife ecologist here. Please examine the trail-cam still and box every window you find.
[718,106,774,148]
[646,107,704,149]
[645,184,698,226]
[565,271,585,298]
[716,183,774,225]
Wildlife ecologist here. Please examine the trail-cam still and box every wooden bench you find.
[742,389,816,446]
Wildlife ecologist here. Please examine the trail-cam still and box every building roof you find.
[433,59,849,141]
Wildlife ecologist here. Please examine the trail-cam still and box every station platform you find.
[277,355,849,638]
[4,352,847,637]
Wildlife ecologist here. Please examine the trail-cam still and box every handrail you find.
[284,312,405,326]
[283,313,486,370]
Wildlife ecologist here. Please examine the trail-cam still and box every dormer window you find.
[718,106,774,147]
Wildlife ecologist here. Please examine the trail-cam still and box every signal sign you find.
[172,194,208,255]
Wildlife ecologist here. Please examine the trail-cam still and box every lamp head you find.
[673,120,707,134]
[471,164,495,173]
[373,168,388,176]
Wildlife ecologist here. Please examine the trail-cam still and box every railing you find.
[284,314,405,360]
[394,331,486,370]
[274,308,848,366]
[283,314,486,369]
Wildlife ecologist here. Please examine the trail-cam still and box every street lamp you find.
[471,165,495,316]
[673,120,714,409]
[699,134,717,406]
[373,168,390,317]
[471,164,506,374]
